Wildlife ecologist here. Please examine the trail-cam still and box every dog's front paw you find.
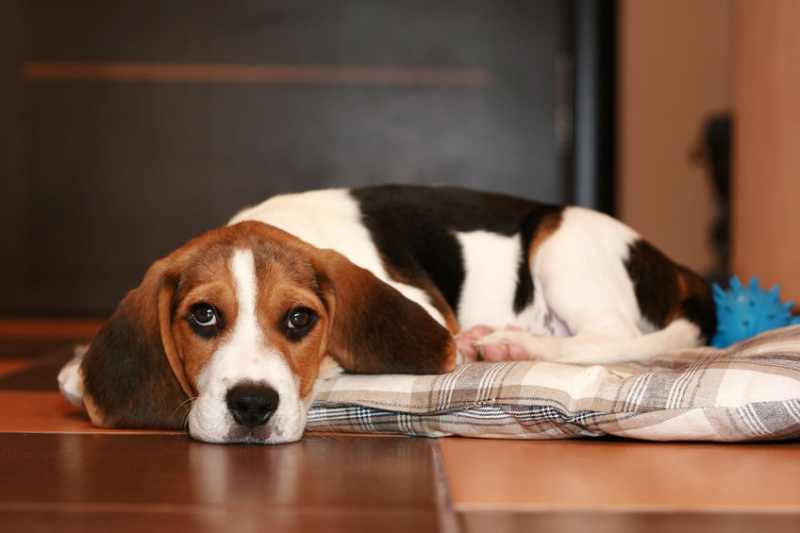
[475,329,557,362]
[455,325,495,362]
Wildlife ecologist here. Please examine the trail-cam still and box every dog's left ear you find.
[80,258,192,429]
[311,248,457,375]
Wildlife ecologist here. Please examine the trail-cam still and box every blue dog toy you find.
[712,276,800,348]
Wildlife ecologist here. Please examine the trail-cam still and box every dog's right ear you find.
[79,258,191,429]
[311,249,457,375]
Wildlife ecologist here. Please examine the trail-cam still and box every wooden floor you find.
[1,320,799,533]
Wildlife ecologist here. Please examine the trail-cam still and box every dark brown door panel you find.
[2,0,573,315]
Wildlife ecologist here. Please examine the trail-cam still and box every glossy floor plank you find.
[461,511,800,533]
[0,349,77,391]
[3,322,800,532]
[0,330,444,532]
[0,433,441,532]
[0,359,31,375]
[0,391,176,434]
[0,433,438,508]
[0,319,97,361]
[0,348,76,390]
[441,438,800,512]
[2,508,438,533]
[0,339,79,359]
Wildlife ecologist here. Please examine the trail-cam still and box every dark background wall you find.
[0,1,614,315]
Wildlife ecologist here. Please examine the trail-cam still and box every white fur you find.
[187,248,307,444]
[534,207,642,337]
[455,230,521,328]
[455,230,570,337]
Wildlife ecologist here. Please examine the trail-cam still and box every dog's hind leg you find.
[473,208,709,364]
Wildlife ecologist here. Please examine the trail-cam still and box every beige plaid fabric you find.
[307,326,800,442]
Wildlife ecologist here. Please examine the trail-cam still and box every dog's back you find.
[232,184,716,364]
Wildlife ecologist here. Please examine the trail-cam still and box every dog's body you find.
[231,185,715,363]
[60,184,715,444]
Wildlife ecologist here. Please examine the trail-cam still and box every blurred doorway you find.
[1,0,614,314]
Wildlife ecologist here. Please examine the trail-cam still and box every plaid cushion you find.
[308,326,800,442]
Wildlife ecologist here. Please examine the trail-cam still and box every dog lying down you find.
[58,185,716,444]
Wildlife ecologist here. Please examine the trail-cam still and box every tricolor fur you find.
[60,184,716,444]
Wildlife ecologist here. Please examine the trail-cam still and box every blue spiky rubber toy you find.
[712,276,800,348]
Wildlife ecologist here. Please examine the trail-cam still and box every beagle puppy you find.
[59,184,715,444]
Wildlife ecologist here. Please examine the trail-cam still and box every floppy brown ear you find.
[80,259,192,429]
[313,249,457,374]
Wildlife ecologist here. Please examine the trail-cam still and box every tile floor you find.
[1,319,799,532]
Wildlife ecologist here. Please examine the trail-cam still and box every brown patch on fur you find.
[527,210,564,262]
[674,264,717,341]
[667,269,690,323]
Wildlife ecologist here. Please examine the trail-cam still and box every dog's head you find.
[77,221,456,443]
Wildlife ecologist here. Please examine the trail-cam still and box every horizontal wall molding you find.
[23,62,492,87]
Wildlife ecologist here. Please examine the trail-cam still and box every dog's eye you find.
[283,307,317,340]
[188,303,222,338]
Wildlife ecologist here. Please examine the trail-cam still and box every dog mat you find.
[308,326,800,442]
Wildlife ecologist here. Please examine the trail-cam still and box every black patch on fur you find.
[624,239,717,342]
[513,207,564,313]
[513,244,535,313]
[624,240,678,327]
[351,185,559,315]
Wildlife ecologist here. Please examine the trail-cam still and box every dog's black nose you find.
[226,384,280,427]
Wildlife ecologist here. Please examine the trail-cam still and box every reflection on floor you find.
[0,319,798,533]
